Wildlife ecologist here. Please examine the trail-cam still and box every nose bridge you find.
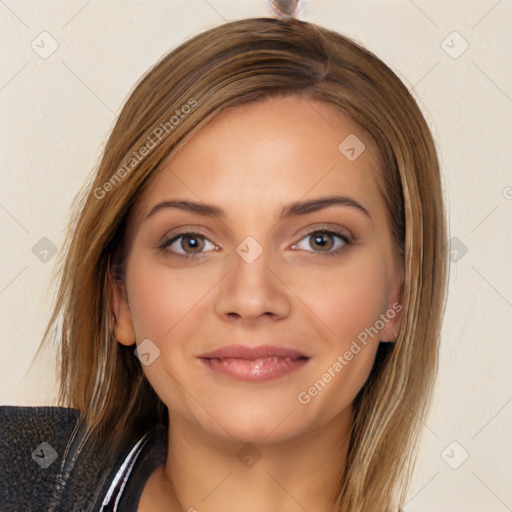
[215,234,290,320]
[231,234,275,289]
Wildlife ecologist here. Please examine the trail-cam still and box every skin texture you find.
[113,95,403,512]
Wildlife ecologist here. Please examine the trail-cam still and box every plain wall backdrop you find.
[1,1,511,511]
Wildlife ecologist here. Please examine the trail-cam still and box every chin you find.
[197,405,313,446]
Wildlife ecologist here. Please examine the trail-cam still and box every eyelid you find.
[295,223,354,243]
[157,223,354,258]
[157,229,216,257]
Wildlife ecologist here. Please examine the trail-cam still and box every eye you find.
[292,229,350,256]
[157,227,352,260]
[157,232,216,259]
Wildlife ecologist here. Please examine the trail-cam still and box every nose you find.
[214,242,292,324]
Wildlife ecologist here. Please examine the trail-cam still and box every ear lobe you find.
[380,270,403,342]
[379,305,402,342]
[111,278,136,346]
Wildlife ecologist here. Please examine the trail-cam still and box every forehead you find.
[129,95,384,231]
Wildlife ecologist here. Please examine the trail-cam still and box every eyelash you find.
[156,227,352,261]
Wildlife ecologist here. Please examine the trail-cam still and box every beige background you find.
[1,1,511,510]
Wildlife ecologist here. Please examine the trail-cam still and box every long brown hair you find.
[32,17,448,512]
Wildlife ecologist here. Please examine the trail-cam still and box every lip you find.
[198,344,310,382]
[198,344,309,360]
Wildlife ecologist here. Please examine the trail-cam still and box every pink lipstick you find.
[198,344,310,382]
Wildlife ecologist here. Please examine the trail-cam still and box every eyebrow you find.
[144,195,372,222]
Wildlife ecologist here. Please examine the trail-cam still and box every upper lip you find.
[198,344,309,360]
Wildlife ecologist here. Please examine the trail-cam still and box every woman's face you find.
[113,95,402,443]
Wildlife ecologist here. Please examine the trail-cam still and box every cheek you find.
[292,255,389,346]
[124,256,208,415]
[294,264,386,419]
[125,255,212,340]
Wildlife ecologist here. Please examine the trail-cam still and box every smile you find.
[198,344,310,382]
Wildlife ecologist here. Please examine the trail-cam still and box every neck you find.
[154,407,353,512]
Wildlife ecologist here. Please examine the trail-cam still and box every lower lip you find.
[199,356,309,382]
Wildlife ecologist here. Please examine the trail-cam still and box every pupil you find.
[184,235,201,251]
[313,233,331,251]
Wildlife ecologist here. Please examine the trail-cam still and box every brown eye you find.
[180,234,204,253]
[158,232,216,259]
[293,229,350,257]
[309,232,334,252]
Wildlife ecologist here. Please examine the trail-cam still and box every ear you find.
[380,267,403,342]
[111,276,136,346]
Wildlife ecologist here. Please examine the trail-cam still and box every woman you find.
[0,16,448,512]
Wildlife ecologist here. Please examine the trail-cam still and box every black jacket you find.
[0,406,167,511]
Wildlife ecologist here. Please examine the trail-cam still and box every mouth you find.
[198,344,310,382]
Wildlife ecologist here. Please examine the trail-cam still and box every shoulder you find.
[0,404,82,451]
[0,404,81,462]
[0,405,82,510]
[0,405,159,511]
[0,403,81,428]
[0,405,161,511]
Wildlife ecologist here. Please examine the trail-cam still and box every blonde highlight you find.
[32,17,448,512]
